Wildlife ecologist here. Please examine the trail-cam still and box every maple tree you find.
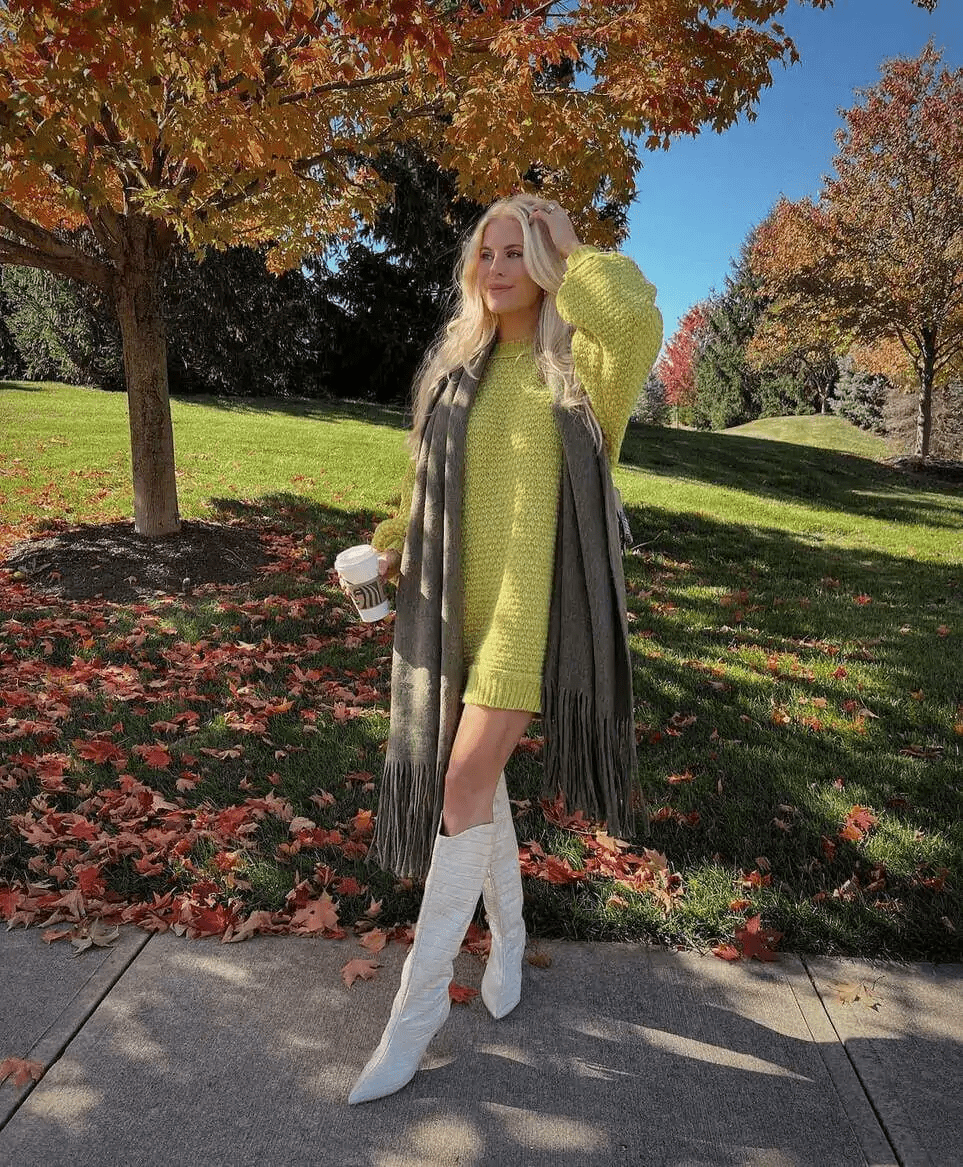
[748,45,963,459]
[655,302,709,417]
[0,0,938,535]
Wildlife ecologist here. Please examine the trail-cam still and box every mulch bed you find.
[3,519,271,602]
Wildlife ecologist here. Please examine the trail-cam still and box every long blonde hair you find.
[407,194,602,454]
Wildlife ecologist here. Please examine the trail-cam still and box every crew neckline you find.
[491,338,535,358]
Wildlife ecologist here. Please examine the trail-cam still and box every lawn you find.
[1,383,960,963]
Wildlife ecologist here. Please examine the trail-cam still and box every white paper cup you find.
[335,544,390,622]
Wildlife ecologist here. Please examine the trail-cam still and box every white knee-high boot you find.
[348,819,495,1105]
[480,772,526,1019]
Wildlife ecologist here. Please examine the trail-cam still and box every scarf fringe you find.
[541,681,645,839]
[368,759,441,881]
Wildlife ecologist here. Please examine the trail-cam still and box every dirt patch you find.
[3,519,271,602]
[884,455,963,484]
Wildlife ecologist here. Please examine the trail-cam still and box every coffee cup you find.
[334,544,391,622]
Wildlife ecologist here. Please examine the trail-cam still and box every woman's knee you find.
[443,753,490,802]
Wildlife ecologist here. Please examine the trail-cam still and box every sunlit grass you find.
[1,382,960,960]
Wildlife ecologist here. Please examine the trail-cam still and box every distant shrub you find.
[830,360,888,435]
[632,369,670,426]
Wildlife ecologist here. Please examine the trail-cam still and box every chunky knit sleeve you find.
[371,455,416,554]
[555,244,663,464]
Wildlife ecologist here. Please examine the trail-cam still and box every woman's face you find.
[477,216,542,336]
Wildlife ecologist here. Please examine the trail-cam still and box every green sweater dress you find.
[372,244,662,714]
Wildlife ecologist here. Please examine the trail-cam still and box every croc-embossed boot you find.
[348,819,495,1105]
[480,772,526,1019]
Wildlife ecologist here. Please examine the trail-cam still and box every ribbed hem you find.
[463,663,542,713]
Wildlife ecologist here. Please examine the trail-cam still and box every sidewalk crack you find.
[794,956,903,1167]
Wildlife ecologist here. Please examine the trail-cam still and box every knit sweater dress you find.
[372,245,662,714]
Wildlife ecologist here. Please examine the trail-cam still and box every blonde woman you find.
[349,195,662,1105]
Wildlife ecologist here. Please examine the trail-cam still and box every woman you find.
[348,195,662,1105]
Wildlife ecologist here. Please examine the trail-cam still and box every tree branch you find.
[277,67,407,106]
[0,232,112,290]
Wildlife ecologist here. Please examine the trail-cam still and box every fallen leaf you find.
[666,770,695,784]
[836,980,883,1010]
[290,892,339,935]
[132,743,172,770]
[68,917,120,955]
[526,949,552,968]
[0,1057,44,1088]
[712,943,741,961]
[449,982,478,1004]
[360,928,388,954]
[735,914,783,961]
[342,959,381,988]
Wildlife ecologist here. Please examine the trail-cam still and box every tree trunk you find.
[114,217,180,536]
[915,338,935,460]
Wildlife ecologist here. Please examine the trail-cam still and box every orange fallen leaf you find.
[0,1057,44,1088]
[666,770,695,784]
[132,743,172,770]
[290,892,339,935]
[360,928,387,954]
[342,959,381,988]
[449,982,478,1004]
[836,980,883,1009]
[712,943,741,961]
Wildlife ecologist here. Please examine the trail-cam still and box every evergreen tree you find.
[632,368,669,426]
[305,146,484,405]
[0,282,25,380]
[830,356,889,434]
[691,237,768,430]
[2,234,315,398]
[693,230,837,430]
[1,257,122,388]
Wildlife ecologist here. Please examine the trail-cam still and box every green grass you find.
[0,380,410,529]
[724,413,891,459]
[1,382,961,961]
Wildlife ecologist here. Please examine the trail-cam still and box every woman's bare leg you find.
[442,704,532,836]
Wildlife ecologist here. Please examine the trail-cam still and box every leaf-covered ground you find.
[1,385,960,970]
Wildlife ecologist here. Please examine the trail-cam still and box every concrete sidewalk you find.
[1,926,960,1166]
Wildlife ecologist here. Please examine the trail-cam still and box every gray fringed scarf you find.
[370,341,644,879]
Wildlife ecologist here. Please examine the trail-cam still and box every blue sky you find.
[623,0,962,349]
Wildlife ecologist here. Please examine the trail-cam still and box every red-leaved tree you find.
[656,303,710,417]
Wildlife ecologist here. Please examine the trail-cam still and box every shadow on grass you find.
[0,379,48,393]
[594,499,963,959]
[2,489,959,960]
[621,424,963,529]
[206,490,391,540]
[182,493,963,958]
[175,391,410,432]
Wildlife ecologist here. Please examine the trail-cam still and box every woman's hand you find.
[528,202,581,259]
[378,549,401,584]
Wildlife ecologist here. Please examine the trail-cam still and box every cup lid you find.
[335,544,377,572]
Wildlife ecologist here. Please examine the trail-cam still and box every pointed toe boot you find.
[348,819,495,1105]
[480,773,526,1019]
